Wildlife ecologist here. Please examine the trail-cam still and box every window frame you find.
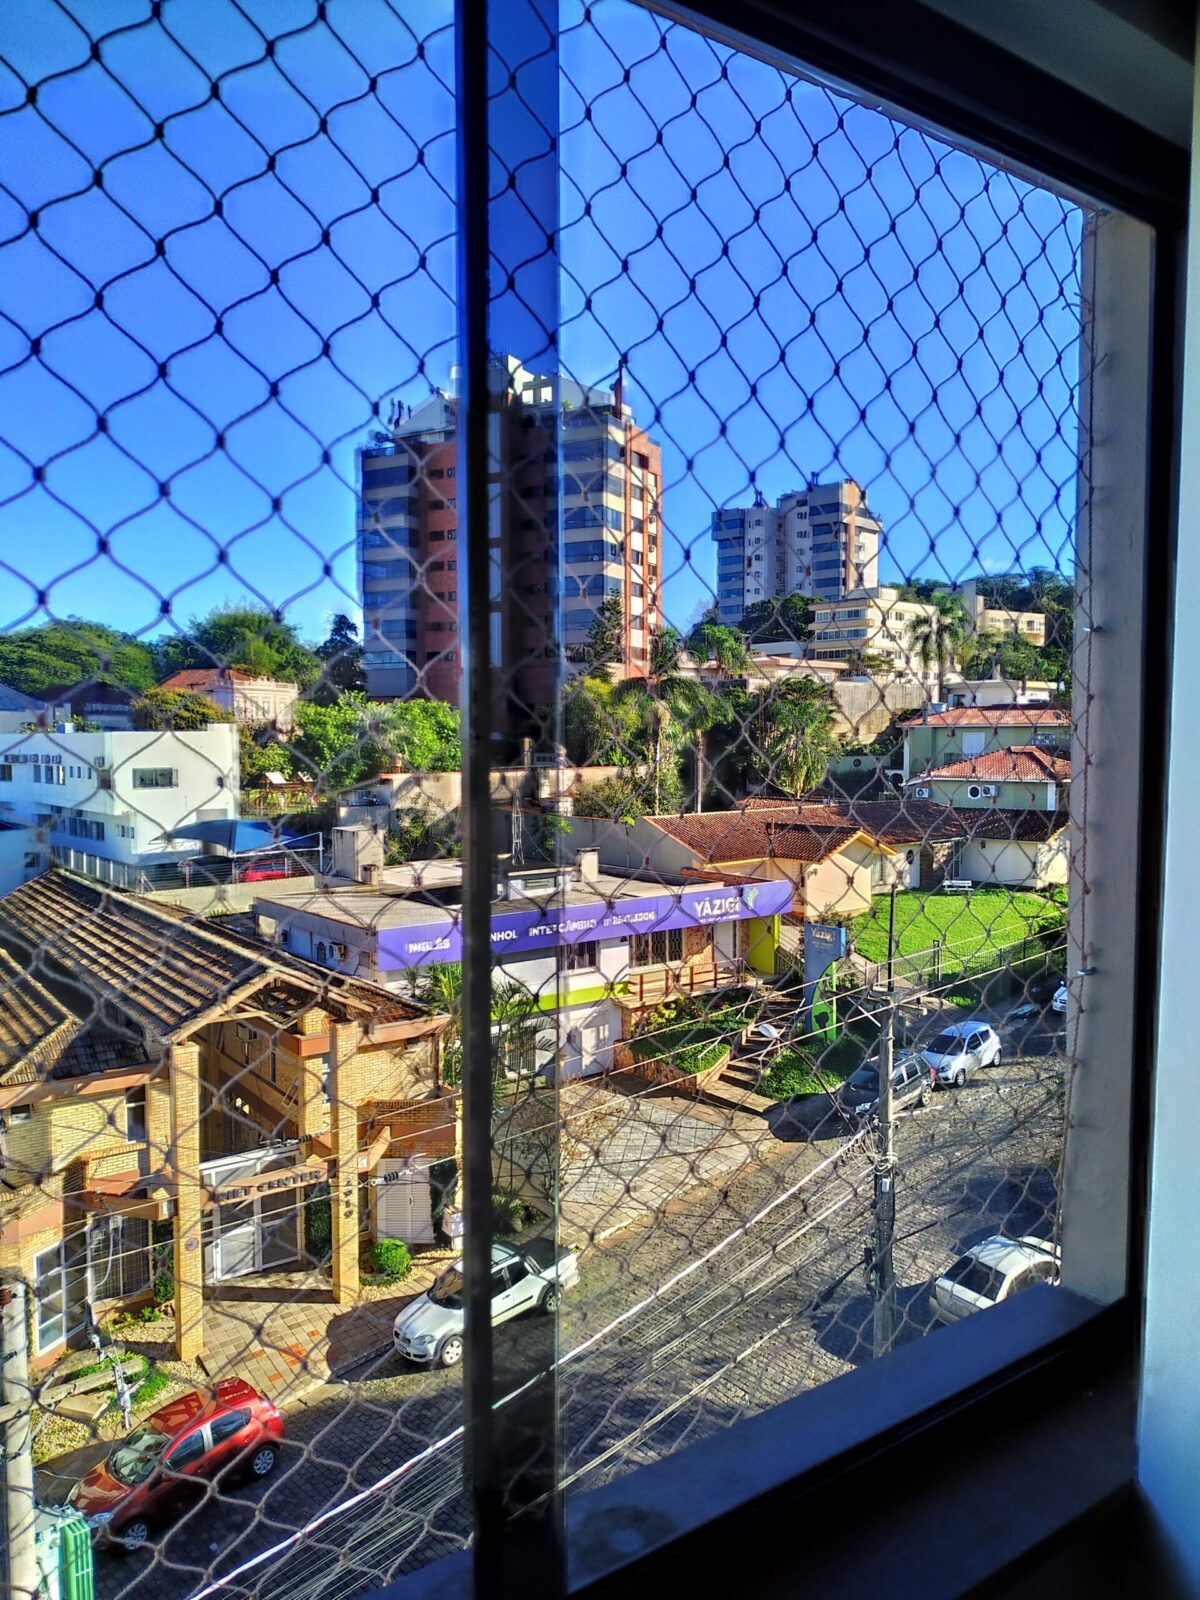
[440,2,1181,1597]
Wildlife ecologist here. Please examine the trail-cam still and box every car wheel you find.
[542,1285,560,1315]
[249,1443,278,1479]
[439,1334,464,1368]
[953,1068,967,1088]
[917,1085,931,1108]
[992,1048,1002,1066]
[115,1517,152,1555]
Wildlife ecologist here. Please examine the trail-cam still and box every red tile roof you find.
[914,746,1071,784]
[951,808,1070,842]
[908,706,1069,728]
[159,668,251,691]
[648,799,967,864]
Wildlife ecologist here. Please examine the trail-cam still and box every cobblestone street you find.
[82,1030,1064,1600]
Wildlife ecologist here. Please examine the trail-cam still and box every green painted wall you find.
[925,777,1056,810]
[746,914,779,976]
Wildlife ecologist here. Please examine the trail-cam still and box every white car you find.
[1051,984,1068,1014]
[930,1235,1060,1324]
[919,1020,1002,1087]
[392,1239,579,1368]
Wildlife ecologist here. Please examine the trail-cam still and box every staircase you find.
[695,1053,776,1116]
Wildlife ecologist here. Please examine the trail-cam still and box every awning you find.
[157,819,316,855]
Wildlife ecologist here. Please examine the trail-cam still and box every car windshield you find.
[429,1267,464,1308]
[944,1255,1008,1301]
[109,1425,170,1486]
[927,1032,963,1054]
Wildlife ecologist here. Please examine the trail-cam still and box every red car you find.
[68,1378,284,1553]
[238,859,293,882]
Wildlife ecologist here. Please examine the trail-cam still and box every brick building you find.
[0,871,452,1365]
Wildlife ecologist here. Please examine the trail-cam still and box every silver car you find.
[930,1235,1060,1324]
[920,1020,1001,1087]
[393,1239,579,1368]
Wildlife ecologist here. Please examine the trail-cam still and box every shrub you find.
[491,1189,527,1235]
[153,1271,173,1306]
[369,1239,413,1280]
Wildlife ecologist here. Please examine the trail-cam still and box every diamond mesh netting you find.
[0,2,1087,1597]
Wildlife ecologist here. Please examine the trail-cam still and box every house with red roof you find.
[563,801,968,922]
[158,668,298,728]
[901,703,1069,782]
[904,744,1070,812]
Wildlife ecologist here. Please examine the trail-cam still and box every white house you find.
[0,724,239,884]
[158,668,299,728]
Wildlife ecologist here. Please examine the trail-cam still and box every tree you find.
[843,649,893,675]
[739,593,814,646]
[131,688,232,730]
[572,771,659,824]
[754,678,839,796]
[610,627,708,812]
[313,613,366,698]
[291,693,461,790]
[0,620,157,696]
[562,673,644,767]
[909,593,972,698]
[156,605,319,688]
[686,622,752,810]
[386,801,460,862]
[582,594,625,674]
[239,724,293,787]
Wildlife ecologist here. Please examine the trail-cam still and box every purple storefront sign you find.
[376,878,793,970]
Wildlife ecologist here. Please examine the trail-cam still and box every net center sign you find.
[376,878,793,969]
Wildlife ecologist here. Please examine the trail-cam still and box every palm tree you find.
[612,627,712,812]
[491,980,554,1084]
[687,622,753,810]
[909,593,972,699]
[756,679,839,796]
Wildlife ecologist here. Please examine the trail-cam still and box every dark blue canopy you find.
[159,819,313,855]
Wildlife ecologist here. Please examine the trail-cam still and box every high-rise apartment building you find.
[359,360,663,740]
[711,478,882,622]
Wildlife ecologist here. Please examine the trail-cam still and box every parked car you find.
[930,1235,1060,1325]
[68,1378,283,1552]
[1051,984,1068,1014]
[393,1239,579,1368]
[239,858,293,882]
[833,1054,935,1123]
[920,1021,1002,1087]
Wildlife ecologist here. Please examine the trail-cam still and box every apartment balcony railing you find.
[615,960,746,1007]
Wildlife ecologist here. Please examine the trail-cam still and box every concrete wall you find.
[957,838,1067,888]
[830,679,923,743]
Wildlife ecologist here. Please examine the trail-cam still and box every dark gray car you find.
[833,1054,935,1123]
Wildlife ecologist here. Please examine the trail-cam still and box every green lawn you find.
[851,889,1063,974]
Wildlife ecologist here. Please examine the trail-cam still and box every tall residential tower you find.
[358,361,663,746]
[711,479,882,622]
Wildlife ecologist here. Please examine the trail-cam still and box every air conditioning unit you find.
[979,784,998,798]
[333,943,349,961]
[913,786,930,799]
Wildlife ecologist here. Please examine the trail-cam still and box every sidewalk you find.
[198,1248,456,1403]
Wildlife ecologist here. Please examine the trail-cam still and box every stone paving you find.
[556,1081,775,1244]
[198,1248,457,1400]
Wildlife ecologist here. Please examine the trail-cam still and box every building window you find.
[631,929,684,968]
[87,1215,151,1303]
[125,1086,147,1143]
[132,768,177,789]
[563,940,598,972]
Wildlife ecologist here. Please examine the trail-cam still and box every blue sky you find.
[0,0,1082,650]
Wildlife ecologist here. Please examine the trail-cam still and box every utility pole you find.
[885,879,898,995]
[1,1278,38,1600]
[871,1005,897,1359]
